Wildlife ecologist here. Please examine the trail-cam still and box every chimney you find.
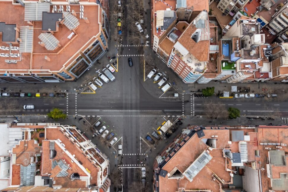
[17,38,22,43]
[84,17,89,24]
[71,10,77,16]
[39,42,45,47]
[44,56,51,62]
[14,27,19,32]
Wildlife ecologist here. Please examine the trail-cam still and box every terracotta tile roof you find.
[159,37,174,54]
[177,24,210,62]
[159,130,231,192]
[50,165,62,178]
[12,140,41,166]
[187,0,209,12]
[12,164,21,185]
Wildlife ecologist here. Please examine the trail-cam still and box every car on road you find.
[154,72,162,81]
[102,130,109,138]
[106,64,115,73]
[2,93,10,97]
[110,137,118,145]
[158,77,167,87]
[128,57,133,67]
[94,120,101,127]
[135,22,143,33]
[98,126,106,134]
[23,105,34,109]
[145,135,155,144]
[147,69,156,78]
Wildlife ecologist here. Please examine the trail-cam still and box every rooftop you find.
[257,0,287,23]
[159,129,231,192]
[0,1,101,72]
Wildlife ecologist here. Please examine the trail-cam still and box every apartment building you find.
[217,0,249,16]
[268,5,288,38]
[216,19,272,83]
[269,43,288,82]
[152,0,212,84]
[0,0,109,83]
[154,125,288,192]
[0,123,110,192]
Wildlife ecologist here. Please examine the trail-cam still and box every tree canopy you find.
[47,108,67,120]
[228,107,240,119]
[202,87,215,97]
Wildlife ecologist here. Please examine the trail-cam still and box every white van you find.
[23,105,34,109]
[103,68,115,81]
[88,82,97,91]
[161,83,171,93]
[135,22,143,33]
[98,73,109,83]
[158,77,167,87]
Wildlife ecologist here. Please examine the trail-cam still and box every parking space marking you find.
[236,104,242,106]
[255,104,261,106]
[227,104,234,106]
[274,104,280,106]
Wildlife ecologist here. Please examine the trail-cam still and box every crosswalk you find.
[118,164,145,168]
[122,153,145,156]
[115,44,149,47]
[282,117,288,125]
[118,54,144,57]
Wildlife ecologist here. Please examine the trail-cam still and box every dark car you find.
[49,93,55,97]
[145,135,155,144]
[56,93,66,97]
[128,57,133,67]
[12,92,20,97]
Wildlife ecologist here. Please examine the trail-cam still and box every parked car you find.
[151,131,160,140]
[106,64,115,73]
[158,77,167,87]
[245,93,255,98]
[128,57,133,67]
[2,93,10,97]
[94,120,101,127]
[135,22,143,33]
[49,93,55,97]
[88,82,97,91]
[161,83,172,93]
[23,105,34,109]
[110,137,118,145]
[102,130,109,138]
[56,93,66,97]
[141,167,146,178]
[12,93,20,97]
[106,132,115,141]
[154,73,162,81]
[94,78,103,87]
[271,94,278,98]
[147,69,156,78]
[145,135,155,144]
[36,93,41,97]
[98,73,109,83]
[103,68,115,81]
[20,93,25,97]
[255,94,265,98]
[98,126,106,134]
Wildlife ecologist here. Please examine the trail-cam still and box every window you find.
[58,72,72,79]
[100,32,107,46]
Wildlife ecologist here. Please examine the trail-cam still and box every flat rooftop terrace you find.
[0,1,100,72]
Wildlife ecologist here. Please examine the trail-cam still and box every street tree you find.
[228,107,240,119]
[47,108,67,120]
[202,87,215,97]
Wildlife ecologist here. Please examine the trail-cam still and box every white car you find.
[141,167,146,178]
[88,82,97,91]
[110,137,118,145]
[106,64,115,73]
[158,77,167,87]
[154,73,162,81]
[102,130,109,138]
[98,126,106,134]
[94,78,103,87]
[147,69,156,78]
[135,22,143,33]
[23,105,34,109]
